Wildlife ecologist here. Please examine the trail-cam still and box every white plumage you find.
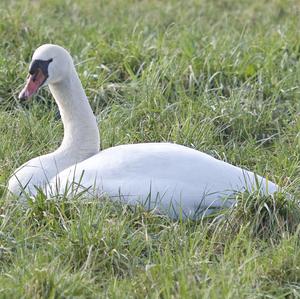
[8,44,279,218]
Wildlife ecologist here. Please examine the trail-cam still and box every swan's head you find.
[19,44,73,100]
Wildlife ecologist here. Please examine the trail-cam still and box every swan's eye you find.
[29,59,53,77]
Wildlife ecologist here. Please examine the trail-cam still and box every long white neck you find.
[49,65,100,161]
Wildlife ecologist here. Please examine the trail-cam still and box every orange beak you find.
[18,68,46,100]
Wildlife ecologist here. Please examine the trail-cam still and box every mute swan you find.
[8,44,279,218]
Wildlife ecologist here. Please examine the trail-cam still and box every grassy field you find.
[0,0,300,297]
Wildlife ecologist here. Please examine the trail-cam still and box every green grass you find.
[0,0,300,297]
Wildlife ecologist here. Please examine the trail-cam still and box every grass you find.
[0,0,300,297]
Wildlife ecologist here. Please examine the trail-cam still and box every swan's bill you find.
[18,59,53,100]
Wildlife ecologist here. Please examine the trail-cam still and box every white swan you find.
[8,44,279,218]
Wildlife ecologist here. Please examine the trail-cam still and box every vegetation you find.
[0,0,299,297]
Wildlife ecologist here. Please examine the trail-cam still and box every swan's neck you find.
[49,67,100,161]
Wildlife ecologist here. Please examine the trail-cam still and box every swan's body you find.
[8,44,279,218]
[48,142,278,218]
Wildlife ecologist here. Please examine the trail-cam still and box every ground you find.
[0,0,300,298]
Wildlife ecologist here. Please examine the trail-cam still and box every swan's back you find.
[49,143,278,218]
